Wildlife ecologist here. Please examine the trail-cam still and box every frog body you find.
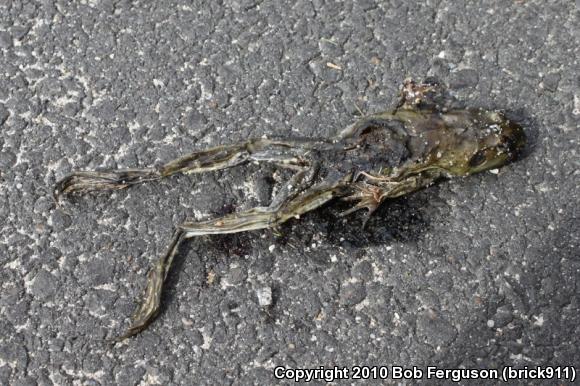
[55,79,525,340]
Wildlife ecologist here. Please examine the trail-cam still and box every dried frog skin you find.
[54,79,525,340]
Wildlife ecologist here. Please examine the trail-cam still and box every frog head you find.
[401,108,526,178]
[459,110,526,175]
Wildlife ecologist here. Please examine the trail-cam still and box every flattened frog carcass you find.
[54,79,526,340]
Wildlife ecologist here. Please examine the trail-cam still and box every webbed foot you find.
[54,169,160,201]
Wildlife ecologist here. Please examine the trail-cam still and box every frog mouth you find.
[501,121,526,161]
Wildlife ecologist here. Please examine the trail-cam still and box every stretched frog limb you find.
[116,173,351,340]
[54,138,322,200]
[114,228,185,341]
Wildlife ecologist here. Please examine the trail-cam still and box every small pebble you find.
[256,287,272,307]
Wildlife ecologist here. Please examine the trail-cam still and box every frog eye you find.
[468,150,487,167]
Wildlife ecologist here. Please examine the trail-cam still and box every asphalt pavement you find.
[0,1,578,385]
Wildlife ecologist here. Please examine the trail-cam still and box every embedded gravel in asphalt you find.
[0,1,578,385]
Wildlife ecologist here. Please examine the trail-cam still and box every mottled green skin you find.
[54,80,525,341]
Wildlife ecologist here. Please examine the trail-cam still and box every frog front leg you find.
[395,77,449,112]
[339,171,440,227]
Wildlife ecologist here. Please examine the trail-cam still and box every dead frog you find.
[54,79,525,341]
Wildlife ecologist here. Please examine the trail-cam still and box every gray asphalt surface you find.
[1,1,578,385]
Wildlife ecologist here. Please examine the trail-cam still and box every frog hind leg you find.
[114,173,351,341]
[54,138,310,201]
